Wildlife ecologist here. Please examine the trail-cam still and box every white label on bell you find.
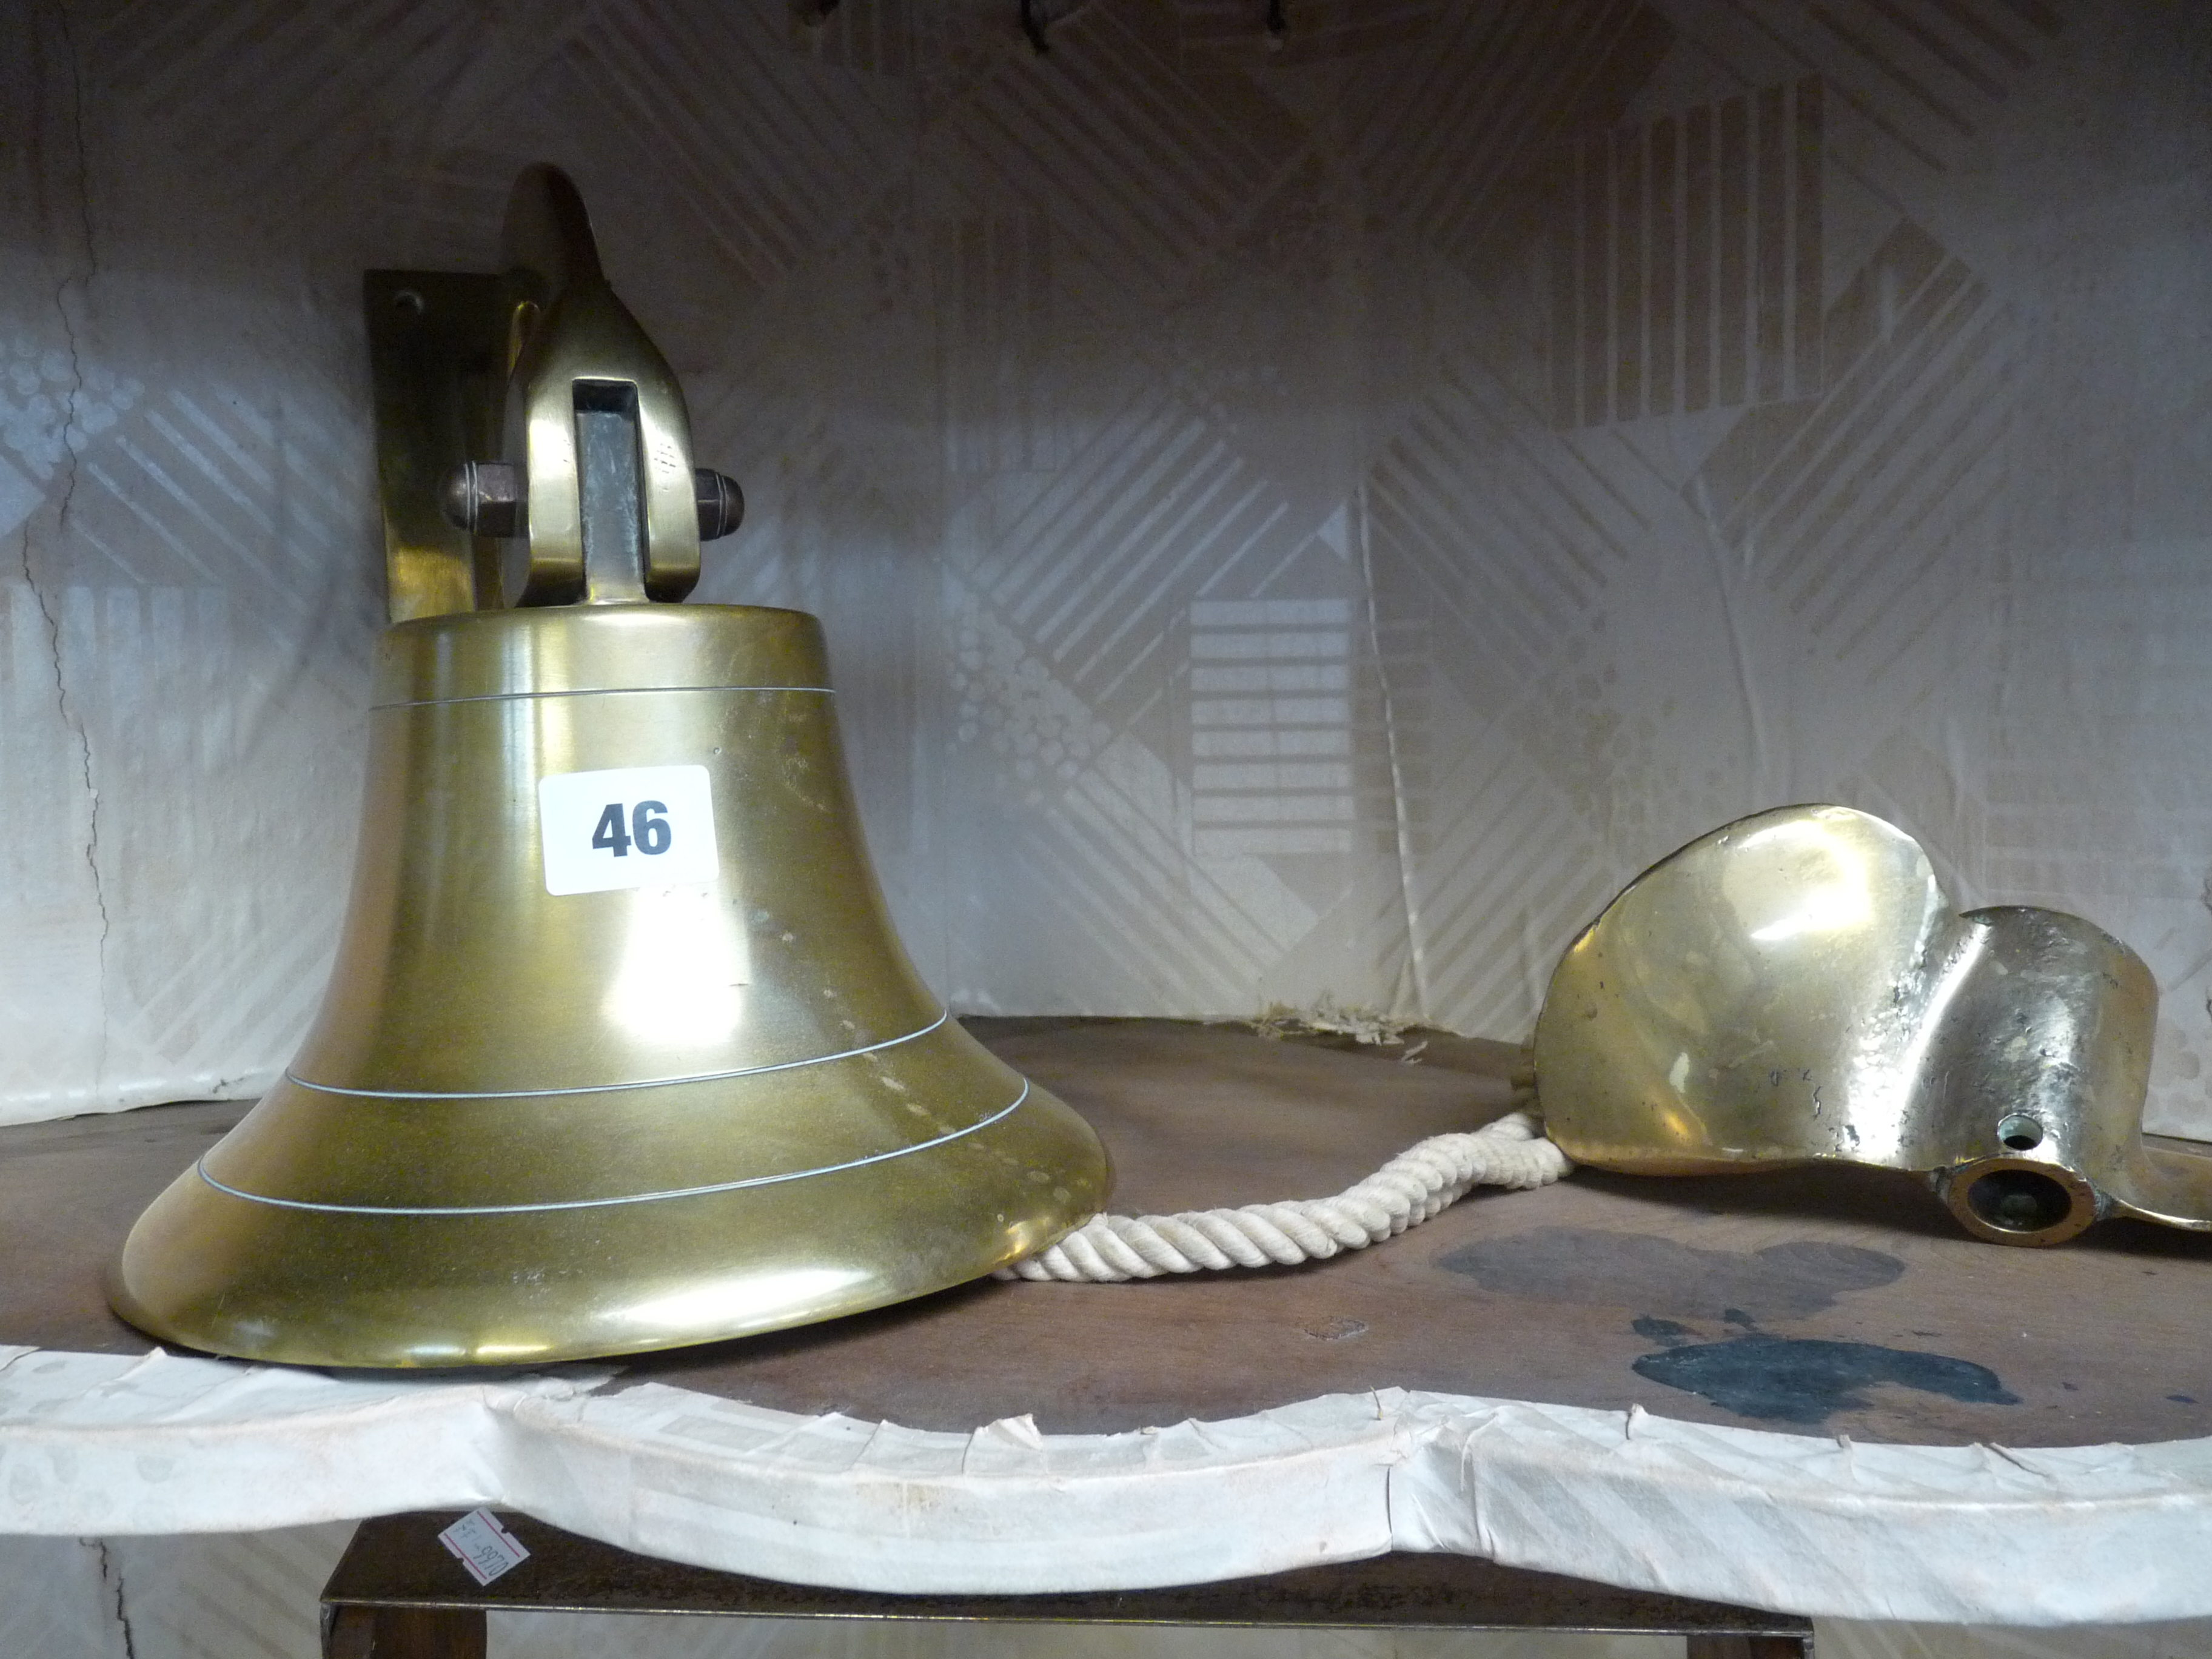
[539,764,720,895]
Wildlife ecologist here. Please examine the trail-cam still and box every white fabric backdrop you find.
[3,0,2210,1130]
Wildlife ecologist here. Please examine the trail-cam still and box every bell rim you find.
[107,1077,1111,1369]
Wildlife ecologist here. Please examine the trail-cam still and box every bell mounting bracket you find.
[366,164,742,623]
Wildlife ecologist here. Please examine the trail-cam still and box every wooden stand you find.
[320,1510,1812,1659]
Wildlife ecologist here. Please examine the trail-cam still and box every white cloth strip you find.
[8,1349,2212,1622]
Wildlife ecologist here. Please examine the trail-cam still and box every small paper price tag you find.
[538,763,720,896]
[437,1509,531,1586]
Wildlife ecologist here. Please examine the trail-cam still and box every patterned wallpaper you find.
[3,0,2210,1132]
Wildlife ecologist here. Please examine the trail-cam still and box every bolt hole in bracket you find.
[1533,804,2212,1247]
[366,167,742,623]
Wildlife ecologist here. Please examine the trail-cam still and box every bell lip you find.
[375,601,833,705]
[101,1230,1074,1372]
[105,1084,1111,1370]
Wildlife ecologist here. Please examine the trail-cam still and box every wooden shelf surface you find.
[8,1017,2211,1448]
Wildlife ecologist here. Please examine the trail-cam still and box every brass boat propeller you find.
[1536,804,2212,1246]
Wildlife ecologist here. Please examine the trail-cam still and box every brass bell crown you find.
[108,167,1110,1367]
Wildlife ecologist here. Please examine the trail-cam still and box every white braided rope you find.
[998,1103,1571,1282]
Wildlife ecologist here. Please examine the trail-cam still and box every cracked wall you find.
[2,4,377,1124]
[0,1523,353,1659]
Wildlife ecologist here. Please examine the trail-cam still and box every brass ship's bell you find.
[108,167,1110,1367]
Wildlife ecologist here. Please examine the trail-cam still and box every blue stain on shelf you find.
[1436,1228,1903,1321]
[1634,1333,2019,1425]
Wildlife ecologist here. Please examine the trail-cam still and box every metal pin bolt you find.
[693,469,744,541]
[440,461,525,538]
[443,463,744,542]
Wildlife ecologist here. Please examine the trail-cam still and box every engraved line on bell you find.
[195,1084,1030,1218]
[369,684,834,711]
[283,1008,953,1100]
